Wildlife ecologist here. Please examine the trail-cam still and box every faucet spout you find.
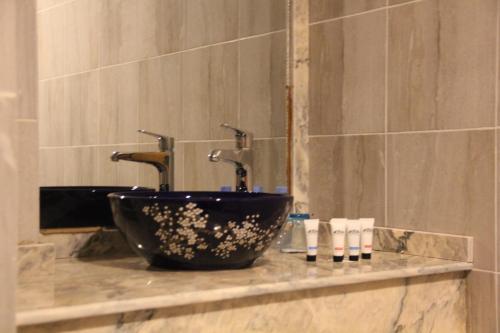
[208,124,253,192]
[111,151,173,192]
[111,130,174,192]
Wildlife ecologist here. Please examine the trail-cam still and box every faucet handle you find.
[138,129,174,152]
[220,123,252,149]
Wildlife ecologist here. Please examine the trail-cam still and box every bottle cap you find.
[220,185,232,192]
[333,256,344,262]
[306,255,317,262]
[252,185,263,193]
[349,255,359,262]
[275,186,288,194]
[362,253,372,260]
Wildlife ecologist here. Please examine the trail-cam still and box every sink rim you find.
[108,190,292,202]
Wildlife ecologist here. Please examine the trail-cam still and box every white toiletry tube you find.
[360,218,375,260]
[347,220,361,261]
[304,219,319,262]
[329,218,347,262]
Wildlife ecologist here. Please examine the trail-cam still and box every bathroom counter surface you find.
[17,250,472,326]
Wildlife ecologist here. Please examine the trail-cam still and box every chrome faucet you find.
[111,130,174,192]
[208,124,253,192]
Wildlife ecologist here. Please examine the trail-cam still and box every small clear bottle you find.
[279,213,309,253]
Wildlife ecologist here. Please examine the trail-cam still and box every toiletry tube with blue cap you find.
[347,220,361,261]
[360,218,374,260]
[220,185,232,192]
[304,219,319,262]
[329,218,347,262]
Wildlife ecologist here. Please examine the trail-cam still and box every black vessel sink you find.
[108,191,293,270]
[40,186,154,229]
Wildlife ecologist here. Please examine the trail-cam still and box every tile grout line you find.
[38,137,288,150]
[309,127,499,138]
[38,29,287,83]
[309,0,425,27]
[37,0,77,14]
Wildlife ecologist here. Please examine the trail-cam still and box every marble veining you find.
[16,249,471,326]
[17,243,55,282]
[19,271,466,333]
[373,227,473,263]
[39,229,133,259]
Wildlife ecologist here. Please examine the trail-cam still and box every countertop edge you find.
[16,261,472,326]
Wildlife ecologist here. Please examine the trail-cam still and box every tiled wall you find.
[308,0,498,331]
[37,0,288,193]
[0,0,38,331]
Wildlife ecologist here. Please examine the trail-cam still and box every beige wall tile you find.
[99,63,139,144]
[16,0,38,119]
[389,0,413,5]
[310,0,385,22]
[309,135,385,224]
[239,0,286,37]
[64,0,99,74]
[139,55,182,141]
[387,131,495,270]
[310,11,385,135]
[182,43,239,140]
[240,32,286,138]
[17,121,39,242]
[185,0,238,49]
[183,141,235,191]
[388,0,496,131]
[37,4,65,79]
[64,71,99,146]
[62,146,98,185]
[466,271,497,333]
[38,79,65,146]
[253,138,287,193]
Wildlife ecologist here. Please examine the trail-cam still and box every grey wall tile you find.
[185,0,238,48]
[466,271,497,333]
[38,79,65,147]
[100,0,185,66]
[240,32,286,138]
[139,54,182,141]
[310,11,385,135]
[239,0,286,37]
[310,0,385,22]
[96,145,139,186]
[387,131,495,270]
[37,4,65,79]
[388,0,496,131]
[182,43,239,140]
[183,141,234,191]
[309,135,385,224]
[62,147,98,185]
[63,71,99,146]
[253,138,287,193]
[39,148,65,186]
[99,63,140,144]
[64,0,99,74]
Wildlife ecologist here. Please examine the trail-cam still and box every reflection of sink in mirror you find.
[40,187,154,229]
[108,191,293,270]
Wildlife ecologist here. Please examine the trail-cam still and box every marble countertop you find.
[17,250,472,326]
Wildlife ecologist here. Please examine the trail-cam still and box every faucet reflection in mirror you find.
[111,130,174,192]
[208,124,253,192]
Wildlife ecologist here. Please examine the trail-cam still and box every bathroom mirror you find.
[37,1,290,230]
